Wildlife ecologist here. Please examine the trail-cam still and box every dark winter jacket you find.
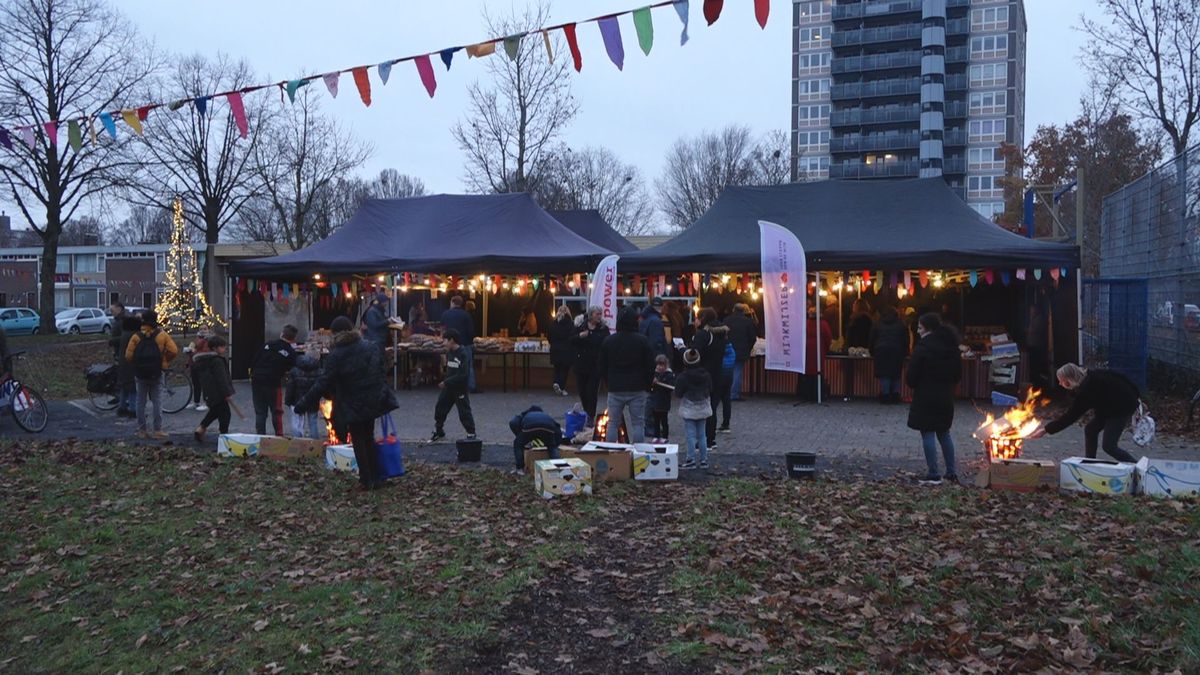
[1044,370,1141,434]
[724,311,758,362]
[117,315,142,386]
[440,306,475,344]
[571,321,611,374]
[362,301,390,347]
[250,338,297,386]
[192,351,234,404]
[108,311,126,359]
[284,355,321,412]
[509,405,562,441]
[548,315,576,367]
[847,313,874,350]
[650,368,676,412]
[691,322,730,381]
[296,331,386,432]
[638,306,668,357]
[675,365,713,420]
[806,318,832,376]
[442,345,471,394]
[870,316,910,380]
[598,311,656,393]
[906,327,962,432]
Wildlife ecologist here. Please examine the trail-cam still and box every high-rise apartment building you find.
[790,0,1026,221]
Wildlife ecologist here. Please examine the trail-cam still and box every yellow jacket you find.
[125,326,180,370]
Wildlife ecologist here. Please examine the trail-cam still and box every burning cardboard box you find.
[325,444,358,472]
[975,388,1046,461]
[1059,457,1137,495]
[1136,457,1200,498]
[975,458,1058,492]
[533,458,593,498]
[217,433,270,458]
[631,443,679,481]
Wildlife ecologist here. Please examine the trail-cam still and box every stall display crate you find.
[325,444,358,472]
[1136,457,1200,498]
[533,458,593,499]
[631,443,679,481]
[975,458,1058,492]
[1059,457,1137,495]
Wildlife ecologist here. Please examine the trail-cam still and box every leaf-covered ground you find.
[1,440,1197,673]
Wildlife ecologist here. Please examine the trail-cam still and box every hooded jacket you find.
[675,364,713,420]
[296,331,386,430]
[192,351,234,404]
[125,324,179,371]
[691,321,730,381]
[906,326,962,432]
[724,311,757,362]
[117,315,142,385]
[250,337,297,385]
[285,355,322,412]
[598,309,656,392]
[362,294,391,346]
[638,306,668,357]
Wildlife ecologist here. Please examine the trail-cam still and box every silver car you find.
[55,307,111,334]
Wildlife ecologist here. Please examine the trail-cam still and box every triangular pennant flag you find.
[137,106,151,122]
[918,270,929,288]
[703,0,723,25]
[466,42,496,58]
[632,6,654,55]
[43,122,57,145]
[874,276,882,293]
[1033,269,1042,280]
[969,270,978,287]
[120,110,142,135]
[20,127,34,147]
[983,269,995,285]
[674,0,690,45]
[903,271,912,289]
[322,72,340,98]
[194,96,209,116]
[0,128,11,150]
[862,270,871,283]
[285,79,309,103]
[888,271,898,288]
[352,67,371,106]
[1050,268,1061,281]
[377,60,393,85]
[754,0,769,28]
[414,55,437,98]
[598,17,624,70]
[87,117,97,144]
[168,99,188,111]
[98,112,117,139]
[1061,267,1069,278]
[1016,268,1026,280]
[226,92,248,138]
[503,34,522,60]
[542,30,554,61]
[67,120,82,151]
[439,47,460,70]
[563,24,583,72]
[1001,271,1011,286]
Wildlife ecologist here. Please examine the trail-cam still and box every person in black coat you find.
[192,336,234,442]
[547,305,575,397]
[691,307,731,446]
[870,307,910,404]
[638,298,669,358]
[296,316,388,490]
[440,295,478,392]
[116,313,142,417]
[571,306,611,425]
[846,299,874,349]
[1031,363,1140,463]
[598,306,656,443]
[723,303,757,401]
[906,313,962,485]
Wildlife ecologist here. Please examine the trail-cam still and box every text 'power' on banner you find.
[588,254,620,332]
[758,220,806,373]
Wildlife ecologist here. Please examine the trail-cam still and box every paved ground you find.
[13,382,1200,482]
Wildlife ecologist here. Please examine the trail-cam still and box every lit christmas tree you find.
[158,197,224,333]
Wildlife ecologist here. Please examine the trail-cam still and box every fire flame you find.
[319,398,344,445]
[976,388,1045,460]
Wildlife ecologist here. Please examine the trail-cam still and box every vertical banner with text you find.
[588,254,620,331]
[758,220,806,372]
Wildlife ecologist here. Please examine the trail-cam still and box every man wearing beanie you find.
[296,316,388,490]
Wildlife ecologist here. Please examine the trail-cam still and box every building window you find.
[799,155,830,178]
[969,90,1007,115]
[969,63,1007,87]
[796,77,830,101]
[155,253,166,273]
[971,6,1009,32]
[796,51,831,72]
[97,255,105,272]
[967,175,1005,198]
[797,0,831,24]
[798,130,830,149]
[798,26,831,47]
[795,103,831,127]
[968,118,1007,143]
[971,202,1006,221]
[968,146,1005,170]
[55,257,70,274]
[970,35,1009,59]
[74,254,98,273]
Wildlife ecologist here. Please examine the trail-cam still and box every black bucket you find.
[785,452,817,480]
[456,439,482,462]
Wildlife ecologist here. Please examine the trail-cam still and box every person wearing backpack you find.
[124,309,180,440]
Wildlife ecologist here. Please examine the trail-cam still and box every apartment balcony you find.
[830,105,921,127]
[946,17,969,35]
[943,129,967,146]
[945,45,969,64]
[944,100,968,119]
[832,51,922,75]
[947,0,970,7]
[944,158,967,174]
[830,132,921,153]
[832,23,922,48]
[831,0,922,21]
[831,77,922,101]
[830,160,920,179]
[945,73,968,91]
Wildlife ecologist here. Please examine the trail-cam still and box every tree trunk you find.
[204,212,223,325]
[38,226,60,333]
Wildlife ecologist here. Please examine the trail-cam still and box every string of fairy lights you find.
[157,197,224,332]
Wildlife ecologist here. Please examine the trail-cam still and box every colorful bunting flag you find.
[542,30,554,61]
[862,270,871,283]
[99,112,117,139]
[903,270,912,289]
[414,55,437,98]
[87,117,97,144]
[137,106,151,122]
[67,120,82,151]
[563,23,583,71]
[1050,268,1060,281]
[121,110,143,135]
[352,67,372,106]
[503,34,523,60]
[674,0,690,45]
[918,270,928,288]
[1061,267,1069,278]
[984,269,995,285]
[888,271,897,288]
[285,79,309,103]
[703,0,723,25]
[194,96,209,116]
[322,72,340,98]
[1016,268,1026,281]
[227,93,248,138]
[1033,269,1042,280]
[598,17,625,70]
[1001,271,1011,286]
[0,128,10,150]
[969,269,977,287]
[466,42,496,58]
[439,47,460,70]
[754,0,769,28]
[168,99,188,111]
[632,6,654,55]
[378,60,393,85]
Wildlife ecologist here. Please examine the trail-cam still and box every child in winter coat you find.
[285,355,322,439]
[650,354,676,443]
[675,348,713,469]
[192,336,234,442]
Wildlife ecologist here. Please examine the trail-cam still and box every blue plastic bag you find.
[377,415,405,479]
[564,409,587,439]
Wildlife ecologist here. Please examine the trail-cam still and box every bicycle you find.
[1,352,48,433]
[85,362,193,415]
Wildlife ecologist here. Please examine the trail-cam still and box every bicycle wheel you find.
[161,370,193,414]
[11,382,47,433]
[90,386,120,411]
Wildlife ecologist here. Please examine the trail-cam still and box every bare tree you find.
[59,214,103,245]
[250,87,371,251]
[1080,0,1200,156]
[0,0,155,327]
[368,169,426,200]
[532,146,657,236]
[105,204,173,245]
[655,126,760,230]
[125,53,265,306]
[751,130,795,186]
[452,2,578,194]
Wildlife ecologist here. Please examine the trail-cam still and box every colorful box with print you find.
[631,443,679,481]
[217,433,272,458]
[1136,457,1200,498]
[325,444,358,472]
[533,458,593,499]
[1059,457,1136,495]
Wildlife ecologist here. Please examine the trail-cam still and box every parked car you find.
[55,307,111,334]
[0,308,41,335]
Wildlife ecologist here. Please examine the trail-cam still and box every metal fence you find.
[1093,144,1200,392]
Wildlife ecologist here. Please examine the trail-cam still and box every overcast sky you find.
[6,0,1106,229]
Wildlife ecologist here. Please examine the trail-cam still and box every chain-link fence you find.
[1095,144,1200,393]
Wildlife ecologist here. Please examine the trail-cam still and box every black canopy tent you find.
[547,209,638,253]
[621,178,1079,272]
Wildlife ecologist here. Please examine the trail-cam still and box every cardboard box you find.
[563,447,633,481]
[258,436,325,461]
[533,458,593,499]
[1136,457,1200,498]
[580,441,635,453]
[217,433,272,457]
[631,443,679,481]
[1059,457,1137,495]
[975,458,1058,492]
[325,444,358,472]
[523,447,553,474]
